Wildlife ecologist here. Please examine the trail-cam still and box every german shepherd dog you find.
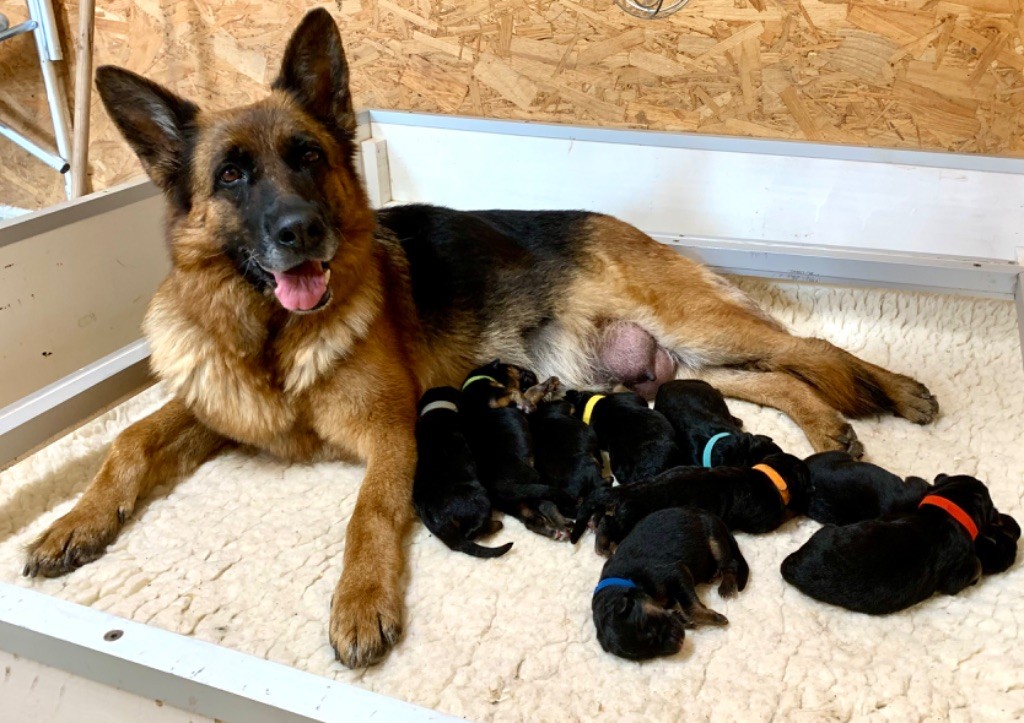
[22,10,938,667]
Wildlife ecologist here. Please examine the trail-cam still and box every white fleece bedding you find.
[1,279,1022,722]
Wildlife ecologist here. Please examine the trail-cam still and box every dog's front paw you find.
[329,581,403,668]
[889,375,939,424]
[24,506,124,578]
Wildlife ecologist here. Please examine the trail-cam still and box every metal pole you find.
[27,0,74,198]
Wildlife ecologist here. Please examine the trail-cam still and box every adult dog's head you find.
[96,9,373,314]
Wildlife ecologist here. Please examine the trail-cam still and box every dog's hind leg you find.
[580,216,938,432]
[24,400,228,577]
[697,368,863,456]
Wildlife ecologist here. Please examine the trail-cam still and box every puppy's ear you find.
[615,595,633,616]
[273,8,355,140]
[975,517,1020,574]
[933,473,950,484]
[999,513,1022,540]
[95,66,198,197]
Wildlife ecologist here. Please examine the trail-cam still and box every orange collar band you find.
[919,495,979,541]
[753,464,790,506]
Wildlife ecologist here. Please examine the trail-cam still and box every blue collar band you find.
[594,577,639,595]
[702,432,732,468]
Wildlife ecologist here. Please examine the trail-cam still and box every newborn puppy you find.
[460,361,571,539]
[573,453,810,554]
[592,507,748,661]
[781,474,1014,614]
[413,387,512,558]
[804,450,931,525]
[564,389,681,485]
[654,379,782,467]
[528,397,609,518]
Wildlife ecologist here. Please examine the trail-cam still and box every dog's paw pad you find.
[23,508,121,578]
[891,377,939,424]
[329,585,403,669]
[818,422,864,459]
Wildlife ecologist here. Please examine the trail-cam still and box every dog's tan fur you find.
[24,10,938,668]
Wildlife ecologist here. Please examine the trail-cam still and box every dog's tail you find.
[451,538,514,559]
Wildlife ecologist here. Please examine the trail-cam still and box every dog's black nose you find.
[272,209,325,249]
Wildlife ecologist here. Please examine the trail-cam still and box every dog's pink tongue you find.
[272,260,326,311]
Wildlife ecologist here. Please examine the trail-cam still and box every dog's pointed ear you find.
[273,8,355,139]
[96,66,198,192]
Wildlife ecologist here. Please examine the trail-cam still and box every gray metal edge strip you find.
[0,585,450,722]
[364,109,1024,174]
[0,178,159,247]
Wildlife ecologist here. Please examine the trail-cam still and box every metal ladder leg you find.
[27,0,74,199]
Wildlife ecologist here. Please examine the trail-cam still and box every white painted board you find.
[0,182,167,409]
[373,118,1024,262]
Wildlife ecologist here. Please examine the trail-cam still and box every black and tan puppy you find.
[412,387,512,559]
[781,474,1017,614]
[528,396,609,519]
[564,390,681,485]
[592,507,748,660]
[804,450,931,525]
[574,453,810,554]
[654,380,783,467]
[459,361,571,539]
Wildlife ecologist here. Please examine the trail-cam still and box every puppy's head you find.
[714,433,783,467]
[97,9,374,315]
[592,588,686,661]
[465,360,537,392]
[417,386,460,415]
[929,474,997,530]
[975,512,1021,574]
[563,389,591,413]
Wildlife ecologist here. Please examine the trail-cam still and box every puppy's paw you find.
[329,581,403,668]
[889,375,939,424]
[718,573,740,598]
[680,604,729,628]
[24,505,124,578]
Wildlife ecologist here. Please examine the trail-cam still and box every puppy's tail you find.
[570,483,614,544]
[725,532,750,595]
[452,538,514,559]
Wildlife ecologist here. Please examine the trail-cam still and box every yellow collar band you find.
[582,394,606,425]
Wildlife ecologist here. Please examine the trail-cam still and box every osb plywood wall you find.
[2,0,1023,210]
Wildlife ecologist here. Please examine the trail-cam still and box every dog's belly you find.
[382,204,680,391]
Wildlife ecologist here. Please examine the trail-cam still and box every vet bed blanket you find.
[1,280,1021,721]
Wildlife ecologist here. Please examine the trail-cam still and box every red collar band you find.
[919,495,979,541]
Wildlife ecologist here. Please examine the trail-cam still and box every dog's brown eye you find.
[302,149,321,165]
[219,166,242,184]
